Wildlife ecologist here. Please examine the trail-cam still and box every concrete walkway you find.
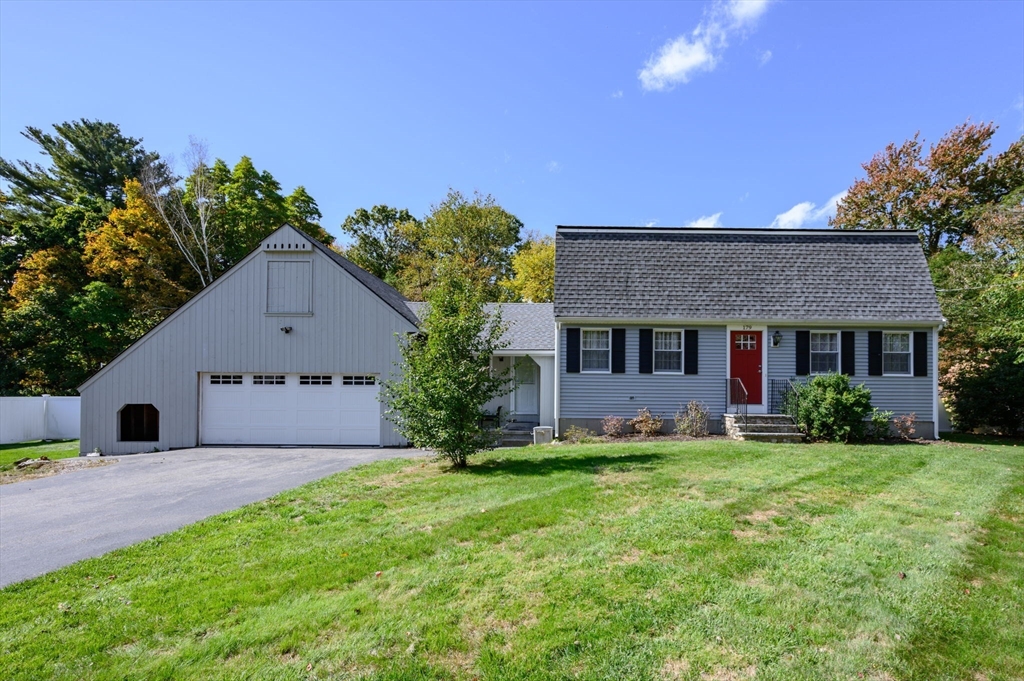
[0,447,417,587]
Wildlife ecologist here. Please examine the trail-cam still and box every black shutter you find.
[684,329,699,375]
[566,328,580,373]
[638,329,653,374]
[841,331,856,376]
[913,331,928,377]
[612,328,626,374]
[795,330,810,376]
[868,331,883,376]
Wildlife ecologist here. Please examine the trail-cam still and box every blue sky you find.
[1,1,1022,242]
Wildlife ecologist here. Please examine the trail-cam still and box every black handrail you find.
[726,377,748,428]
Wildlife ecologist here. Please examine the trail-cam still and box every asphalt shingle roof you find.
[405,302,555,351]
[312,240,421,327]
[554,227,943,323]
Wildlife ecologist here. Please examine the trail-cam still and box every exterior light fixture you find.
[280,326,293,334]
[771,330,783,347]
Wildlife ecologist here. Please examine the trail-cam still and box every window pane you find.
[655,351,682,372]
[582,330,609,350]
[811,352,838,373]
[884,332,910,352]
[655,331,681,351]
[582,349,610,371]
[810,332,837,352]
[883,353,910,374]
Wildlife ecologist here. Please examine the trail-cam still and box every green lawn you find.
[2,439,1022,680]
[0,439,80,469]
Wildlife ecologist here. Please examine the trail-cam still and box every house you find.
[78,225,556,455]
[79,222,943,455]
[552,226,943,438]
[79,225,420,454]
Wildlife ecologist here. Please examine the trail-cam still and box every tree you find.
[141,139,219,287]
[831,122,1024,254]
[504,234,555,302]
[86,180,194,320]
[339,204,420,284]
[395,190,524,301]
[381,273,512,468]
[143,143,334,286]
[0,119,167,290]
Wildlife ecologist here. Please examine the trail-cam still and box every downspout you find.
[554,321,561,438]
[932,323,942,440]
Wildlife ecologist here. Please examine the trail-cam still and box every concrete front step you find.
[724,414,797,425]
[734,432,805,443]
[730,424,802,434]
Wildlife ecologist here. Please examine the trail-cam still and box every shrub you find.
[945,343,1024,435]
[629,408,663,437]
[866,409,894,441]
[789,373,874,443]
[563,425,597,444]
[894,413,917,440]
[674,401,710,437]
[601,415,625,438]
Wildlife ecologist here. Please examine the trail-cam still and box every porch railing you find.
[726,378,748,428]
[768,378,803,416]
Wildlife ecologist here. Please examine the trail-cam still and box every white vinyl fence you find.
[0,395,81,445]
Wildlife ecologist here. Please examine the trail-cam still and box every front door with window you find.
[512,359,539,417]
[730,331,763,405]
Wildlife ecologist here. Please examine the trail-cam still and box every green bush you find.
[788,373,874,443]
[945,343,1024,435]
[865,409,894,441]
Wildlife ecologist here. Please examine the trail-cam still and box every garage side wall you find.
[80,242,416,454]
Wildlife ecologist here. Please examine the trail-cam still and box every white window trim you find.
[882,330,913,377]
[653,328,685,374]
[580,327,612,374]
[809,330,841,375]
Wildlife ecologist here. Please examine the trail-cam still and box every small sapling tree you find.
[382,273,512,468]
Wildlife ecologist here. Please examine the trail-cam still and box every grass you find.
[0,439,80,470]
[1,438,1022,680]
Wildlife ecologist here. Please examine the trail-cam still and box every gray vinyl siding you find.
[559,324,935,426]
[766,326,934,420]
[559,325,727,420]
[80,230,416,454]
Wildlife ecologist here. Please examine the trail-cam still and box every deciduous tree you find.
[831,122,1024,254]
[339,205,419,285]
[504,234,554,302]
[381,272,512,468]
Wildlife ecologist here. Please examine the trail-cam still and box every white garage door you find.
[200,373,380,445]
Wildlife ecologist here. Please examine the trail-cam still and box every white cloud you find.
[546,161,562,173]
[645,219,659,227]
[1015,93,1024,131]
[769,190,847,229]
[611,90,624,99]
[686,212,724,227]
[638,0,773,91]
[758,49,772,66]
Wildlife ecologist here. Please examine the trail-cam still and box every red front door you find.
[730,331,763,405]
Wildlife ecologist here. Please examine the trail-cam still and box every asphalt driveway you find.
[0,447,418,587]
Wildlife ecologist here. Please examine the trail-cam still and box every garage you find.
[200,373,381,446]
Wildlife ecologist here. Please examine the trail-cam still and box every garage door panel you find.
[201,374,380,446]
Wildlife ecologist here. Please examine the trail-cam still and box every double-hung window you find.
[581,330,611,372]
[883,332,911,375]
[810,332,839,374]
[654,330,683,373]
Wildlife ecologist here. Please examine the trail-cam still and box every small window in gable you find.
[119,404,159,442]
[267,261,312,314]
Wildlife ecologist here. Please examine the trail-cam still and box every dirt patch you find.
[743,509,781,523]
[618,548,644,564]
[661,657,691,678]
[701,665,756,680]
[1,457,114,484]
